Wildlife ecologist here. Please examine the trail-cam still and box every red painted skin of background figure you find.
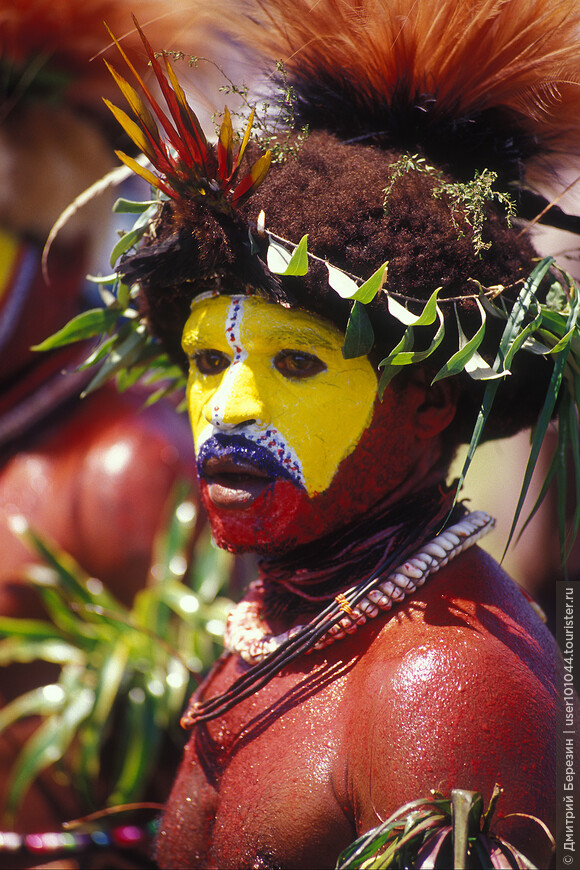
[156,313,563,870]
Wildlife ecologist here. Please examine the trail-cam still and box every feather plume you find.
[105,17,272,209]
[228,0,580,185]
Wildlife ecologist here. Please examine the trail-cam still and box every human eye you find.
[273,350,327,379]
[190,349,231,375]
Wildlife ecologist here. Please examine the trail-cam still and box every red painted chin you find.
[200,478,309,553]
[200,399,422,554]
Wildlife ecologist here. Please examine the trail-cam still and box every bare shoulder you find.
[346,546,560,847]
[361,544,558,681]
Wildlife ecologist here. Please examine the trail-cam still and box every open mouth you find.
[201,455,274,509]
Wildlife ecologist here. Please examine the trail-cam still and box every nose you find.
[203,362,269,430]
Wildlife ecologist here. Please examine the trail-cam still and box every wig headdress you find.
[43,0,580,563]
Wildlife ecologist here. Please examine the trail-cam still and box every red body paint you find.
[158,548,565,870]
[202,389,421,554]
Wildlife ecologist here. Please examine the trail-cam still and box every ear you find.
[406,369,458,439]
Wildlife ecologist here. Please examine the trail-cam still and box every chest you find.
[157,651,360,869]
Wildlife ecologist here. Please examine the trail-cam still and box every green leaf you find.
[388,287,441,328]
[0,685,66,734]
[352,262,389,304]
[76,640,130,794]
[503,264,579,558]
[433,302,486,383]
[4,685,95,819]
[0,616,65,640]
[343,301,375,358]
[21,529,122,614]
[109,225,147,267]
[453,258,553,510]
[113,197,158,214]
[81,325,149,396]
[31,308,120,351]
[378,302,445,395]
[0,637,83,667]
[383,308,444,367]
[280,234,309,276]
[503,344,570,558]
[108,689,161,806]
[110,203,160,267]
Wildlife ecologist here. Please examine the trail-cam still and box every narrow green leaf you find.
[0,637,83,667]
[343,301,375,359]
[79,333,119,369]
[31,308,120,351]
[4,686,94,818]
[384,308,444,367]
[0,685,66,734]
[0,616,65,640]
[110,203,160,267]
[453,260,553,510]
[377,331,414,396]
[77,640,130,793]
[81,326,148,396]
[109,225,147,267]
[386,287,440,331]
[108,690,160,805]
[433,302,486,383]
[503,265,578,557]
[22,528,123,614]
[504,347,569,557]
[378,306,445,396]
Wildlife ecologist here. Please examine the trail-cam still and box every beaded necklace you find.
[181,486,493,727]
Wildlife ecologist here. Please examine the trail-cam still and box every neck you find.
[258,479,455,620]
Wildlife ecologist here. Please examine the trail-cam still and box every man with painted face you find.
[102,2,580,867]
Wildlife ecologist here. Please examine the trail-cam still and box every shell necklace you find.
[224,510,495,665]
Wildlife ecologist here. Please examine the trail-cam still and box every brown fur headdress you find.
[105,1,579,443]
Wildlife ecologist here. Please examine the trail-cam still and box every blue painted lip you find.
[197,433,298,484]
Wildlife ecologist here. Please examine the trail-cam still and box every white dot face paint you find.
[182,294,377,505]
[198,296,305,489]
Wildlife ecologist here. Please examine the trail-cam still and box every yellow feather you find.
[113,150,167,193]
[104,100,159,164]
[104,62,161,145]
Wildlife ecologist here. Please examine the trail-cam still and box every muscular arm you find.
[347,548,559,866]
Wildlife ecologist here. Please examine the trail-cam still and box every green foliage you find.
[158,52,309,164]
[383,154,515,256]
[34,197,187,407]
[343,302,375,358]
[346,255,579,569]
[215,58,309,163]
[336,785,551,869]
[36,190,580,571]
[0,487,234,821]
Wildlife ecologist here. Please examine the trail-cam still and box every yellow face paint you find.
[182,295,377,496]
